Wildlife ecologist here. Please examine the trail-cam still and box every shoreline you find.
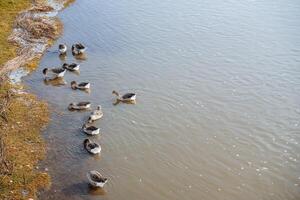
[0,0,74,199]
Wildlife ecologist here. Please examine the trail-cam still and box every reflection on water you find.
[44,77,67,87]
[25,0,300,199]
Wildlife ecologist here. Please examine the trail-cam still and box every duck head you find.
[68,103,75,109]
[62,63,69,69]
[42,68,48,75]
[112,90,119,96]
[59,44,66,49]
[97,105,102,110]
[83,138,91,146]
[70,81,77,89]
[88,116,93,124]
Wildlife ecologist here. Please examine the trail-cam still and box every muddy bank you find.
[0,0,67,76]
[0,0,74,199]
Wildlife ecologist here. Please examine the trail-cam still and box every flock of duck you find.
[42,43,137,189]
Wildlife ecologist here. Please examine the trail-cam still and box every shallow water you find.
[25,0,300,199]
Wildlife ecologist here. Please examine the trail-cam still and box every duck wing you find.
[52,68,65,73]
[77,102,90,106]
[88,143,100,149]
[75,43,85,49]
[69,63,78,68]
[86,126,98,131]
[122,93,135,99]
[91,174,106,182]
[78,82,89,87]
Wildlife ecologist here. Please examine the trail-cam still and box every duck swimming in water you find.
[82,124,100,136]
[88,105,103,123]
[72,43,86,55]
[42,68,66,79]
[58,44,67,55]
[112,90,136,102]
[84,139,101,154]
[87,170,108,188]
[71,81,90,90]
[68,102,91,110]
[62,63,80,71]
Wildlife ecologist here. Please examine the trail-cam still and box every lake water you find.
[25,0,300,199]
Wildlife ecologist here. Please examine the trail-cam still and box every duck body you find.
[43,68,66,79]
[68,102,91,110]
[82,124,100,135]
[88,105,103,123]
[62,63,80,71]
[87,170,108,188]
[58,44,67,54]
[112,90,136,102]
[84,139,101,154]
[72,43,86,55]
[71,81,90,90]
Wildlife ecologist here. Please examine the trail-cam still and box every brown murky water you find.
[25,0,300,199]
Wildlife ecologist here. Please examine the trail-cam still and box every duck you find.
[42,68,66,79]
[88,105,103,123]
[71,81,90,90]
[58,44,67,54]
[72,43,86,55]
[84,139,101,154]
[112,90,136,102]
[82,124,100,136]
[62,63,80,71]
[87,170,108,188]
[68,102,91,110]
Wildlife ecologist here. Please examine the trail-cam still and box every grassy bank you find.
[0,0,50,199]
[0,0,31,66]
[0,80,50,200]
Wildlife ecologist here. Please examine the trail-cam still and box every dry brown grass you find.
[0,0,31,67]
[0,79,50,200]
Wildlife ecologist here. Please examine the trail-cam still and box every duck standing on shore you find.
[87,170,108,188]
[59,44,67,55]
[72,43,86,55]
[71,81,90,90]
[112,90,136,102]
[84,139,101,154]
[68,102,91,110]
[88,105,103,123]
[62,63,80,71]
[42,67,66,80]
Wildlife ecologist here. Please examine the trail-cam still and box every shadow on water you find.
[61,182,107,197]
[43,77,67,87]
[72,53,88,61]
[112,99,136,106]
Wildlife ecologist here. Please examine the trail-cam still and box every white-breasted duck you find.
[82,124,100,136]
[71,81,90,90]
[87,170,108,188]
[68,102,91,110]
[58,44,67,54]
[84,139,101,154]
[72,43,86,55]
[62,63,80,71]
[88,105,103,123]
[112,90,136,102]
[42,68,66,79]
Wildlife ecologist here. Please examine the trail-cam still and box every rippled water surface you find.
[25,0,300,199]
